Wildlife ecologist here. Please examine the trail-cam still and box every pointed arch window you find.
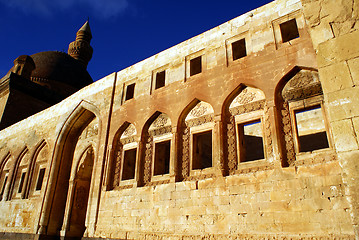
[178,100,215,181]
[142,112,172,185]
[11,149,30,200]
[279,69,332,166]
[0,154,11,201]
[109,123,138,190]
[225,86,271,174]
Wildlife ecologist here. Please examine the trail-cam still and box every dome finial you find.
[68,20,93,68]
[78,19,92,37]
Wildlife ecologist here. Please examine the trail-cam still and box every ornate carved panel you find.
[181,127,190,179]
[226,116,237,175]
[282,70,322,102]
[229,87,265,109]
[263,103,273,158]
[280,102,296,166]
[185,101,214,122]
[143,134,153,184]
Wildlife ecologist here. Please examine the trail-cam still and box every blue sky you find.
[0,0,273,81]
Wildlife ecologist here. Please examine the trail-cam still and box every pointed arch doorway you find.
[61,146,95,238]
[39,103,101,239]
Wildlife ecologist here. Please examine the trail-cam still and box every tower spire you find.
[68,20,93,68]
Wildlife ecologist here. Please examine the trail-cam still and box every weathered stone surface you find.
[0,0,358,239]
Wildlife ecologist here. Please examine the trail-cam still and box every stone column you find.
[265,100,282,167]
[135,136,144,188]
[170,126,178,182]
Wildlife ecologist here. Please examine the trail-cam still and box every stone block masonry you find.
[0,0,358,239]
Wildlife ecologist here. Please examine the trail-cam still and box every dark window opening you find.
[193,131,212,170]
[121,148,137,180]
[0,176,8,198]
[154,140,171,175]
[190,56,202,76]
[36,168,46,191]
[232,39,247,60]
[125,83,135,101]
[295,105,329,152]
[238,120,265,162]
[155,71,166,89]
[18,172,26,194]
[280,19,299,43]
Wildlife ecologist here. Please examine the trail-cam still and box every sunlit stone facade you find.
[0,0,359,239]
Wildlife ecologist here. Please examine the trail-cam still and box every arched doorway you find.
[38,102,101,239]
[61,146,95,238]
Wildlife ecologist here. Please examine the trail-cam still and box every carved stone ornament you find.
[150,113,171,129]
[229,87,265,109]
[185,101,214,121]
[282,70,322,102]
[122,124,136,138]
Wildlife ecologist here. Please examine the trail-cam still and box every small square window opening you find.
[232,39,247,61]
[190,56,202,76]
[155,71,166,90]
[280,19,299,43]
[125,83,135,101]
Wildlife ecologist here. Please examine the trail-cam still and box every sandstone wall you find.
[300,0,359,237]
[0,0,357,239]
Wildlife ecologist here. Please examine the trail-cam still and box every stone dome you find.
[29,51,93,91]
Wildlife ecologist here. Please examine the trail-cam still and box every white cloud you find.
[0,0,129,19]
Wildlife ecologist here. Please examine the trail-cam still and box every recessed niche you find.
[155,71,166,90]
[232,38,247,60]
[190,56,202,76]
[295,105,329,152]
[192,130,212,170]
[239,120,265,162]
[280,19,299,43]
[125,83,135,101]
[36,168,46,191]
[121,148,137,180]
[154,140,171,175]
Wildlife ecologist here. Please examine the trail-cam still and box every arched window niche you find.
[178,100,216,181]
[0,154,12,201]
[277,68,334,167]
[10,148,30,200]
[224,86,273,175]
[27,140,49,199]
[108,123,138,190]
[141,112,173,186]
